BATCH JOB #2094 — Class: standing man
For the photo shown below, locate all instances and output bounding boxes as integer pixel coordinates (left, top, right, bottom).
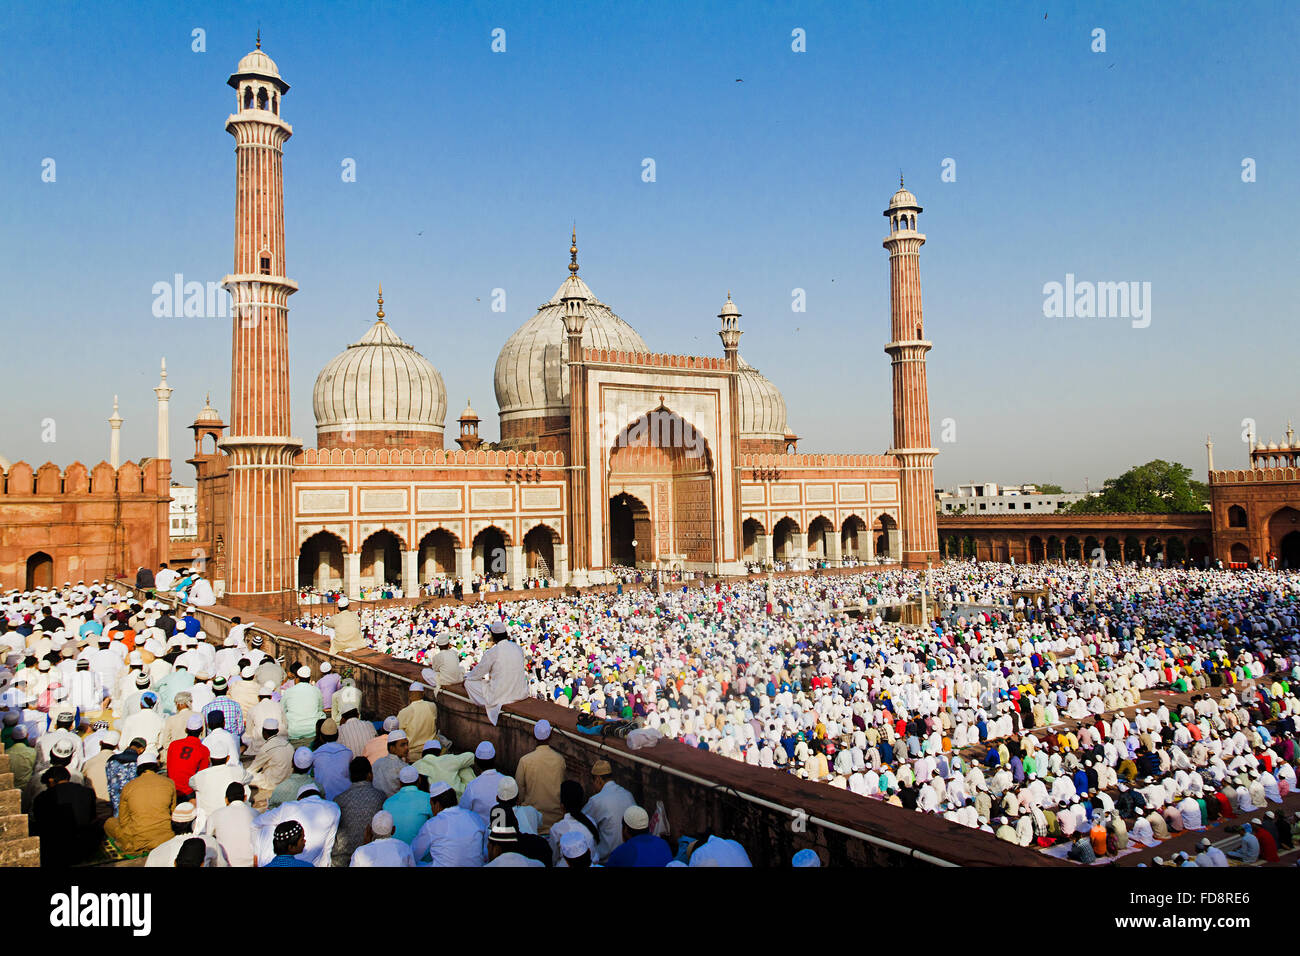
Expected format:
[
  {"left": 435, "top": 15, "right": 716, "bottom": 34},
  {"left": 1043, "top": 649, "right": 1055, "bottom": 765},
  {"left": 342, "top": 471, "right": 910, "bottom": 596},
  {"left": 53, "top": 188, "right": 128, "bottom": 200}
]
[{"left": 582, "top": 759, "right": 636, "bottom": 861}]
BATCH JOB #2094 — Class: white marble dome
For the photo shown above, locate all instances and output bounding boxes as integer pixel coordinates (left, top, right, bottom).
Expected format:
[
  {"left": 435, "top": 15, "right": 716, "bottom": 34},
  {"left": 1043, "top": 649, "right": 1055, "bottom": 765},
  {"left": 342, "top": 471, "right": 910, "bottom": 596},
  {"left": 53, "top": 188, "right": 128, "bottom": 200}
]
[
  {"left": 736, "top": 356, "right": 789, "bottom": 441},
  {"left": 494, "top": 274, "right": 649, "bottom": 422},
  {"left": 235, "top": 48, "right": 281, "bottom": 80},
  {"left": 313, "top": 298, "right": 447, "bottom": 438}
]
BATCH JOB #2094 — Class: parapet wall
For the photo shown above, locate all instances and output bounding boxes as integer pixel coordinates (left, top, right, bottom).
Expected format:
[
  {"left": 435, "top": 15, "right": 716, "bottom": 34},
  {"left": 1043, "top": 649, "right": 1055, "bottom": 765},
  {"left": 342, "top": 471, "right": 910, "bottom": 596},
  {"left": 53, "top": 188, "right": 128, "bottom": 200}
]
[
  {"left": 124, "top": 583, "right": 1060, "bottom": 868},
  {"left": 581, "top": 348, "right": 730, "bottom": 372},
  {"left": 296, "top": 447, "right": 566, "bottom": 467},
  {"left": 741, "top": 452, "right": 899, "bottom": 470}
]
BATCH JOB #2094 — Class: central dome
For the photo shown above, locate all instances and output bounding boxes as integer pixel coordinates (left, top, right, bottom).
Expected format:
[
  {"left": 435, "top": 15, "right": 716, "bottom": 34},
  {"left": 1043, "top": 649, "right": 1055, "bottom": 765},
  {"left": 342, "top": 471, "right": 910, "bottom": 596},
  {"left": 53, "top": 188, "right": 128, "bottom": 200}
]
[
  {"left": 494, "top": 271, "right": 648, "bottom": 423},
  {"left": 735, "top": 356, "right": 789, "bottom": 442},
  {"left": 313, "top": 291, "right": 448, "bottom": 448}
]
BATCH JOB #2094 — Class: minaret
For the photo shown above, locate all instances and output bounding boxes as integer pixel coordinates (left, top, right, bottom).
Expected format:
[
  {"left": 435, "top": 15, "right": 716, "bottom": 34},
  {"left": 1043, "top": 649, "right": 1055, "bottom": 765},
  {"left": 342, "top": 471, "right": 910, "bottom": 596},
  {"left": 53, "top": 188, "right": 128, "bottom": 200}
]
[
  {"left": 456, "top": 399, "right": 482, "bottom": 451},
  {"left": 108, "top": 396, "right": 124, "bottom": 468},
  {"left": 717, "top": 291, "right": 742, "bottom": 362},
  {"left": 562, "top": 229, "right": 590, "bottom": 585},
  {"left": 1206, "top": 434, "right": 1215, "bottom": 474},
  {"left": 718, "top": 292, "right": 745, "bottom": 566},
  {"left": 883, "top": 177, "right": 939, "bottom": 566},
  {"left": 219, "top": 41, "right": 302, "bottom": 617},
  {"left": 154, "top": 357, "right": 173, "bottom": 461}
]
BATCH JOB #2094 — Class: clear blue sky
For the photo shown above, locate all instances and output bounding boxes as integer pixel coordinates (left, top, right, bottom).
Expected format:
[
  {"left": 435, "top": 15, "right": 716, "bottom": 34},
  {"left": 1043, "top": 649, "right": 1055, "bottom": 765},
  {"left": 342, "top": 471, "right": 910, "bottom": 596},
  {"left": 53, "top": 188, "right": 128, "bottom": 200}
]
[{"left": 2, "top": 0, "right": 1296, "bottom": 490}]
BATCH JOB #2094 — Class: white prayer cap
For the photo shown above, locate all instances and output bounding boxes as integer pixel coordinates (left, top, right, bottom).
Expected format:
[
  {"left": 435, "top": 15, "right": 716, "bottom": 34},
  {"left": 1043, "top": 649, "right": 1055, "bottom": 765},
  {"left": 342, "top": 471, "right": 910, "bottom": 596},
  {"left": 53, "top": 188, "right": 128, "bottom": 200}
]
[
  {"left": 428, "top": 781, "right": 452, "bottom": 799},
  {"left": 560, "top": 830, "right": 590, "bottom": 859},
  {"left": 223, "top": 634, "right": 240, "bottom": 647},
  {"left": 398, "top": 766, "right": 419, "bottom": 785},
  {"left": 489, "top": 620, "right": 507, "bottom": 636},
  {"left": 296, "top": 783, "right": 321, "bottom": 799},
  {"left": 422, "top": 739, "right": 441, "bottom": 752},
  {"left": 259, "top": 681, "right": 276, "bottom": 695},
  {"left": 172, "top": 803, "right": 197, "bottom": 824},
  {"left": 102, "top": 730, "right": 121, "bottom": 746},
  {"left": 293, "top": 746, "right": 314, "bottom": 770},
  {"left": 337, "top": 597, "right": 350, "bottom": 609},
  {"left": 497, "top": 776, "right": 519, "bottom": 801},
  {"left": 371, "top": 810, "right": 394, "bottom": 836},
  {"left": 296, "top": 666, "right": 312, "bottom": 679},
  {"left": 128, "top": 651, "right": 144, "bottom": 664},
  {"left": 792, "top": 848, "right": 821, "bottom": 867},
  {"left": 139, "top": 749, "right": 159, "bottom": 765},
  {"left": 320, "top": 661, "right": 331, "bottom": 674},
  {"left": 435, "top": 633, "right": 450, "bottom": 647},
  {"left": 263, "top": 718, "right": 279, "bottom": 732},
  {"left": 475, "top": 741, "right": 495, "bottom": 760},
  {"left": 408, "top": 681, "right": 425, "bottom": 693},
  {"left": 241, "top": 665, "right": 256, "bottom": 679},
  {"left": 382, "top": 716, "right": 400, "bottom": 732},
  {"left": 387, "top": 729, "right": 408, "bottom": 743},
  {"left": 534, "top": 719, "right": 552, "bottom": 741},
  {"left": 185, "top": 714, "right": 204, "bottom": 731},
  {"left": 11, "top": 726, "right": 27, "bottom": 741},
  {"left": 623, "top": 805, "right": 649, "bottom": 831}
]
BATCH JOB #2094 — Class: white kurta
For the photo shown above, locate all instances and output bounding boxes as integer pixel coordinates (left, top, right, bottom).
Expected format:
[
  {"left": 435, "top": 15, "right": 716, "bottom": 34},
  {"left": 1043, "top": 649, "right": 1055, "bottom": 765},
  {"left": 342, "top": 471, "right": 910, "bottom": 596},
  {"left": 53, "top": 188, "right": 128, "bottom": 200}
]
[{"left": 463, "top": 640, "right": 529, "bottom": 725}]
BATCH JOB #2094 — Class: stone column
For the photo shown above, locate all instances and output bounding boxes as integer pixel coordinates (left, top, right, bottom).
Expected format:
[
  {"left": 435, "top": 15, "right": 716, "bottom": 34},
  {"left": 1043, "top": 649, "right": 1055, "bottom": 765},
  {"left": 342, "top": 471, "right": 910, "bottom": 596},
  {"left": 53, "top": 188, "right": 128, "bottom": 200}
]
[
  {"left": 756, "top": 533, "right": 771, "bottom": 566},
  {"left": 826, "top": 529, "right": 842, "bottom": 564},
  {"left": 372, "top": 546, "right": 385, "bottom": 587},
  {"left": 402, "top": 549, "right": 418, "bottom": 593},
  {"left": 554, "top": 543, "right": 569, "bottom": 586},
  {"left": 888, "top": 528, "right": 902, "bottom": 561},
  {"left": 344, "top": 551, "right": 361, "bottom": 600},
  {"left": 508, "top": 545, "right": 524, "bottom": 590},
  {"left": 865, "top": 524, "right": 876, "bottom": 562},
  {"left": 456, "top": 547, "right": 472, "bottom": 586}
]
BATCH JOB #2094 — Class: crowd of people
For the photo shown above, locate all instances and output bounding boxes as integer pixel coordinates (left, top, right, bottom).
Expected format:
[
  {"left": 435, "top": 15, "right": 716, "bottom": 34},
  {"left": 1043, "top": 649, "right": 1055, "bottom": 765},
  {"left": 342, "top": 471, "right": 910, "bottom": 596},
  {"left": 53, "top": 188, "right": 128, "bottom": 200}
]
[
  {"left": 6, "top": 556, "right": 1300, "bottom": 867},
  {"left": 296, "top": 560, "right": 1300, "bottom": 865},
  {"left": 0, "top": 579, "right": 762, "bottom": 867}
]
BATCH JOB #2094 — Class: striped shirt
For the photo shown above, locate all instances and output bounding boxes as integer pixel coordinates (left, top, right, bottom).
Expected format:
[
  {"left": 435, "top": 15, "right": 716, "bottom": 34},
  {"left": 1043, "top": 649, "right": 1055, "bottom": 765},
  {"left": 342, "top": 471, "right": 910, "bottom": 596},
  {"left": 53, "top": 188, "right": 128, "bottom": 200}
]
[{"left": 202, "top": 695, "right": 246, "bottom": 739}]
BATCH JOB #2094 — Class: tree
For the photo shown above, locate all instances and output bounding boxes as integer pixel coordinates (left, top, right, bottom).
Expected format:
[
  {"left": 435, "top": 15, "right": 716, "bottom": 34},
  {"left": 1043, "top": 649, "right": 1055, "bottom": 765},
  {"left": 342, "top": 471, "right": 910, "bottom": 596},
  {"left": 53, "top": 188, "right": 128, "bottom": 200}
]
[
  {"left": 1034, "top": 483, "right": 1066, "bottom": 495},
  {"left": 1067, "top": 460, "right": 1208, "bottom": 514}
]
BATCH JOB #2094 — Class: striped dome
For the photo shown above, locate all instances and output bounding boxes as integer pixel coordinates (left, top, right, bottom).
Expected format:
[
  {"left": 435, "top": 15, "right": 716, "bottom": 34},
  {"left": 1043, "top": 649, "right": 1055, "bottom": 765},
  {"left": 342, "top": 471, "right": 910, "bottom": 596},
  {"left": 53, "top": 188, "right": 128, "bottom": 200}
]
[
  {"left": 313, "top": 315, "right": 447, "bottom": 438},
  {"left": 494, "top": 275, "right": 648, "bottom": 422},
  {"left": 736, "top": 356, "right": 789, "bottom": 441}
]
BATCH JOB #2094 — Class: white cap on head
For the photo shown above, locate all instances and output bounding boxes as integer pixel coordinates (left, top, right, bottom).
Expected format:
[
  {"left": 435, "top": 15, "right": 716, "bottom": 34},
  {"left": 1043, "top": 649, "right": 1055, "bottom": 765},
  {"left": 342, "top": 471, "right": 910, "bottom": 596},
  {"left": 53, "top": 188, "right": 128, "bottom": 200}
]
[
  {"left": 422, "top": 739, "right": 441, "bottom": 752},
  {"left": 102, "top": 730, "right": 121, "bottom": 746},
  {"left": 408, "top": 682, "right": 424, "bottom": 693},
  {"left": 382, "top": 716, "right": 400, "bottom": 732},
  {"left": 139, "top": 749, "right": 159, "bottom": 765},
  {"left": 320, "top": 661, "right": 331, "bottom": 674},
  {"left": 534, "top": 719, "right": 552, "bottom": 741},
  {"left": 398, "top": 765, "right": 419, "bottom": 785},
  {"left": 428, "top": 781, "right": 452, "bottom": 800},
  {"left": 185, "top": 714, "right": 203, "bottom": 731},
  {"left": 296, "top": 783, "right": 321, "bottom": 799},
  {"left": 497, "top": 776, "right": 519, "bottom": 801},
  {"left": 560, "top": 830, "right": 590, "bottom": 859},
  {"left": 337, "top": 596, "right": 349, "bottom": 609},
  {"left": 263, "top": 718, "right": 279, "bottom": 732},
  {"left": 296, "top": 666, "right": 312, "bottom": 679},
  {"left": 435, "top": 633, "right": 450, "bottom": 647},
  {"left": 475, "top": 741, "right": 495, "bottom": 760},
  {"left": 623, "top": 805, "right": 650, "bottom": 831},
  {"left": 371, "top": 810, "right": 394, "bottom": 836},
  {"left": 260, "top": 681, "right": 276, "bottom": 695},
  {"left": 387, "top": 729, "right": 407, "bottom": 743},
  {"left": 293, "top": 746, "right": 314, "bottom": 770}
]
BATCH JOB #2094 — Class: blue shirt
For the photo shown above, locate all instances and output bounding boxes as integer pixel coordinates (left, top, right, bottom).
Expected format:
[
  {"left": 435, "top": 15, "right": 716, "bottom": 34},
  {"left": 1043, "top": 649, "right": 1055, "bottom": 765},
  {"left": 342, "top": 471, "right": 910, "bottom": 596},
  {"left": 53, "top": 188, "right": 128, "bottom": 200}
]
[
  {"left": 606, "top": 833, "right": 673, "bottom": 867},
  {"left": 311, "top": 741, "right": 354, "bottom": 801},
  {"left": 384, "top": 785, "right": 433, "bottom": 845},
  {"left": 264, "top": 854, "right": 314, "bottom": 867}
]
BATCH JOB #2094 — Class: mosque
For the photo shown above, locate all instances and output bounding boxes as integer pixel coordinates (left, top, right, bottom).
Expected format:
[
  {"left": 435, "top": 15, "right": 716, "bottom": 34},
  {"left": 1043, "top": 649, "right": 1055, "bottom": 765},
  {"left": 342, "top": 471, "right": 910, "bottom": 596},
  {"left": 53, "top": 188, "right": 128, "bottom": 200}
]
[{"left": 177, "top": 41, "right": 941, "bottom": 617}]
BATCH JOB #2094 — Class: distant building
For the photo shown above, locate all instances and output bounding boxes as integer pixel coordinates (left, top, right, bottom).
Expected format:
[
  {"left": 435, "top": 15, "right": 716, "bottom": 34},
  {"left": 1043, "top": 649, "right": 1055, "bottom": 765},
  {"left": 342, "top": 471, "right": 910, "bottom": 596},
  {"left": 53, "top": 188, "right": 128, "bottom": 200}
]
[
  {"left": 937, "top": 482, "right": 1086, "bottom": 515},
  {"left": 170, "top": 483, "right": 197, "bottom": 539}
]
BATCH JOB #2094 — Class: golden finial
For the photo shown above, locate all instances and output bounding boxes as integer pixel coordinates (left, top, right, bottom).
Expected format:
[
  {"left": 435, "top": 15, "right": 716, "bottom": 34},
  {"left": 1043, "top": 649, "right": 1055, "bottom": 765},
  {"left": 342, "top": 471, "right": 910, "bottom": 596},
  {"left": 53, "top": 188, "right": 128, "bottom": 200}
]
[
  {"left": 376, "top": 284, "right": 385, "bottom": 320},
  {"left": 569, "top": 227, "right": 579, "bottom": 275},
  {"left": 256, "top": 28, "right": 261, "bottom": 50}
]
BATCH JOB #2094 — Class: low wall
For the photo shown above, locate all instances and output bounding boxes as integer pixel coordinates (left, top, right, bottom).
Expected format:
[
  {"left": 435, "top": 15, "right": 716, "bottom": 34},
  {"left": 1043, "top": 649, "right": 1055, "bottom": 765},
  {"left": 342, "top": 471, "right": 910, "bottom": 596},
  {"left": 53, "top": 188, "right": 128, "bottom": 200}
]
[{"left": 124, "top": 582, "right": 1060, "bottom": 868}]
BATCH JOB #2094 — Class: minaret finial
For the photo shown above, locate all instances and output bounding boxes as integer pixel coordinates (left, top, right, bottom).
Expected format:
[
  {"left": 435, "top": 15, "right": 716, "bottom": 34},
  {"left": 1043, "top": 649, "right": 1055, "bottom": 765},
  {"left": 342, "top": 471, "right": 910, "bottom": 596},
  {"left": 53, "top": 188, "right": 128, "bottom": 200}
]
[
  {"left": 256, "top": 28, "right": 261, "bottom": 49},
  {"left": 900, "top": 170, "right": 905, "bottom": 188},
  {"left": 569, "top": 227, "right": 579, "bottom": 275},
  {"left": 376, "top": 284, "right": 385, "bottom": 320}
]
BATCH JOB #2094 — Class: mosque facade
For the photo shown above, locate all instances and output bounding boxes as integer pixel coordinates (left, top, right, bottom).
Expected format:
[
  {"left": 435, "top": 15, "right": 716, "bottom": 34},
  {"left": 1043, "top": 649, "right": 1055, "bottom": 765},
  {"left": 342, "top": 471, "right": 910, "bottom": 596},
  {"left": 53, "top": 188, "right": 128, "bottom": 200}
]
[{"left": 182, "top": 44, "right": 940, "bottom": 617}]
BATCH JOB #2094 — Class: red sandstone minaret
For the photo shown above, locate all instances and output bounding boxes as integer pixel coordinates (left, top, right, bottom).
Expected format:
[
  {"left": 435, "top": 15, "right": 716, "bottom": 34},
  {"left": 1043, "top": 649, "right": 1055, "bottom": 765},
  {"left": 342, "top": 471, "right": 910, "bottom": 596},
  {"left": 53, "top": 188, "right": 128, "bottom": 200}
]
[
  {"left": 883, "top": 177, "right": 939, "bottom": 567},
  {"left": 219, "top": 37, "right": 301, "bottom": 617}
]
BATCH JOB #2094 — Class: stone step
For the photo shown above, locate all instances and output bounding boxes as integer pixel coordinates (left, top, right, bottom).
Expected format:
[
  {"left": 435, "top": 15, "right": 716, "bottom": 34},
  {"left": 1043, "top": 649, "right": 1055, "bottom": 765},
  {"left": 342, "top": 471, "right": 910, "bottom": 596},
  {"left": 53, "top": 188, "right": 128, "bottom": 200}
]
[
  {"left": 0, "top": 814, "right": 28, "bottom": 841},
  {"left": 0, "top": 755, "right": 12, "bottom": 776},
  {"left": 0, "top": 773, "right": 14, "bottom": 791},
  {"left": 0, "top": 790, "right": 18, "bottom": 815},
  {"left": 0, "top": 837, "right": 39, "bottom": 867}
]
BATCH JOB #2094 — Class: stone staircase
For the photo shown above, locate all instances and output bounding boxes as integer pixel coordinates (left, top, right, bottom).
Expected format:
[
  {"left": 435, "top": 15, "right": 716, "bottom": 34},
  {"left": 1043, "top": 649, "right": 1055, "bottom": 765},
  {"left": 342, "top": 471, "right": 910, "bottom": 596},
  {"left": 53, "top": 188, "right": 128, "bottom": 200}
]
[{"left": 0, "top": 743, "right": 39, "bottom": 866}]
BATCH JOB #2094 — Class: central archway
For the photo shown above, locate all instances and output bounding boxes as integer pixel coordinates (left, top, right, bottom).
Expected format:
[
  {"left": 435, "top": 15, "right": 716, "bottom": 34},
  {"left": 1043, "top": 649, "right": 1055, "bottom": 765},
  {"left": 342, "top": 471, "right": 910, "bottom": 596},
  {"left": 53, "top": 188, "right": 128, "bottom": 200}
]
[
  {"left": 609, "top": 493, "right": 651, "bottom": 567},
  {"left": 607, "top": 405, "right": 715, "bottom": 568},
  {"left": 298, "top": 531, "right": 345, "bottom": 590},
  {"left": 360, "top": 530, "right": 404, "bottom": 590},
  {"left": 1270, "top": 507, "right": 1300, "bottom": 568}
]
